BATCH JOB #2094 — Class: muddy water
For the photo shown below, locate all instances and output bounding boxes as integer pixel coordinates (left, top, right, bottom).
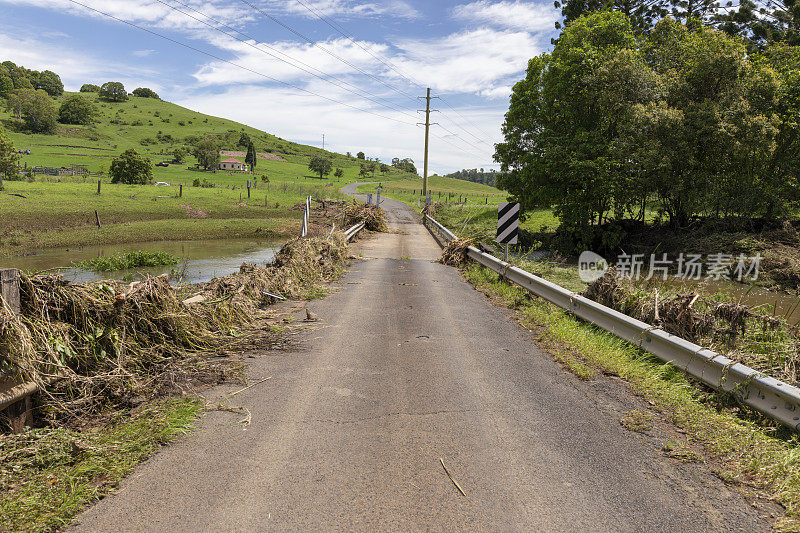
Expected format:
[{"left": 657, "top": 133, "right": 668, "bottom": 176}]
[
  {"left": 635, "top": 276, "right": 800, "bottom": 325},
  {"left": 5, "top": 239, "right": 282, "bottom": 285}
]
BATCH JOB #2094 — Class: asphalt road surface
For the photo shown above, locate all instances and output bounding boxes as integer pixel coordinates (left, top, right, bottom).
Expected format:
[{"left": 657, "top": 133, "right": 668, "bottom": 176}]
[{"left": 72, "top": 184, "right": 772, "bottom": 532}]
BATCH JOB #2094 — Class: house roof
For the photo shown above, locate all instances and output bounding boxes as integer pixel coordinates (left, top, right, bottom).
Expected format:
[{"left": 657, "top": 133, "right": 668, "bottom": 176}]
[{"left": 221, "top": 158, "right": 244, "bottom": 164}]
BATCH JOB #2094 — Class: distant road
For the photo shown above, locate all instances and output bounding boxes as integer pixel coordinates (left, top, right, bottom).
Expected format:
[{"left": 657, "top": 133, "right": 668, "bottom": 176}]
[{"left": 72, "top": 188, "right": 769, "bottom": 531}]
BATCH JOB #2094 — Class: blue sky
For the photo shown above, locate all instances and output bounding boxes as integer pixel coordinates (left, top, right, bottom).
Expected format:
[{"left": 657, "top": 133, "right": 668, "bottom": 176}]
[{"left": 0, "top": 1, "right": 559, "bottom": 173}]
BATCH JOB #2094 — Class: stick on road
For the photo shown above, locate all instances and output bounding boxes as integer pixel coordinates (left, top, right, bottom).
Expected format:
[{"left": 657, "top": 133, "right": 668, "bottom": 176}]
[{"left": 72, "top": 187, "right": 769, "bottom": 531}]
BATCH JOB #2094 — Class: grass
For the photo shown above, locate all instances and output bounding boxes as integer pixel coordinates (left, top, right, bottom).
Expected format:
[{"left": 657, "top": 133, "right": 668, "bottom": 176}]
[
  {"left": 0, "top": 398, "right": 202, "bottom": 532},
  {"left": 73, "top": 250, "right": 180, "bottom": 272},
  {"left": 0, "top": 91, "right": 418, "bottom": 259},
  {"left": 463, "top": 261, "right": 800, "bottom": 530}
]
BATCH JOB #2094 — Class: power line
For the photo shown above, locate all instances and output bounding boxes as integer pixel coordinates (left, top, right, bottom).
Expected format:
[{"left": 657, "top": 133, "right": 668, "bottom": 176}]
[
  {"left": 66, "top": 0, "right": 418, "bottom": 128},
  {"left": 154, "top": 0, "right": 421, "bottom": 122},
  {"left": 285, "top": 0, "right": 498, "bottom": 146},
  {"left": 237, "top": 0, "right": 418, "bottom": 101}
]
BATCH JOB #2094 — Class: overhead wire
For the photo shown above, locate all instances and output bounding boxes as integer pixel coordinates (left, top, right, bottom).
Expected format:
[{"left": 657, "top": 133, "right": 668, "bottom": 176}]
[
  {"left": 287, "top": 0, "right": 498, "bottom": 147},
  {"left": 153, "top": 0, "right": 421, "bottom": 122},
  {"left": 65, "top": 0, "right": 418, "bottom": 127}
]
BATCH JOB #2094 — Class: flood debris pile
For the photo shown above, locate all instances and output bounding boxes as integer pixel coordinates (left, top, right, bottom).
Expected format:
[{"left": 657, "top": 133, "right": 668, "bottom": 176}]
[
  {"left": 344, "top": 202, "right": 388, "bottom": 232},
  {"left": 0, "top": 234, "right": 353, "bottom": 424},
  {"left": 201, "top": 234, "right": 349, "bottom": 305},
  {"left": 0, "top": 273, "right": 238, "bottom": 422},
  {"left": 583, "top": 269, "right": 799, "bottom": 384},
  {"left": 439, "top": 238, "right": 474, "bottom": 267}
]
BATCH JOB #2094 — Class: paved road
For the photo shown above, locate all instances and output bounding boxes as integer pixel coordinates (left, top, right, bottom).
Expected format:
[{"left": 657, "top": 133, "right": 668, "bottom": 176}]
[{"left": 72, "top": 186, "right": 771, "bottom": 531}]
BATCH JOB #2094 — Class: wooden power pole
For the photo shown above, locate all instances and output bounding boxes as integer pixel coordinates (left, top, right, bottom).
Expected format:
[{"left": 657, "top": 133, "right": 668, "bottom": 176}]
[{"left": 418, "top": 88, "right": 438, "bottom": 197}]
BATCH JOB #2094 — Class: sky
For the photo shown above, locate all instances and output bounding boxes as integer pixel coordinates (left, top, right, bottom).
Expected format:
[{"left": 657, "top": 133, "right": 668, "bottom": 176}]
[{"left": 0, "top": 0, "right": 560, "bottom": 174}]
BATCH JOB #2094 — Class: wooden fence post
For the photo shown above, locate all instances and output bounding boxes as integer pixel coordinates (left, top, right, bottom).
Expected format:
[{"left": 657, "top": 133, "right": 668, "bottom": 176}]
[
  {"left": 0, "top": 268, "right": 20, "bottom": 314},
  {"left": 97, "top": 180, "right": 101, "bottom": 195},
  {"left": 95, "top": 210, "right": 101, "bottom": 228},
  {"left": 179, "top": 184, "right": 183, "bottom": 198}
]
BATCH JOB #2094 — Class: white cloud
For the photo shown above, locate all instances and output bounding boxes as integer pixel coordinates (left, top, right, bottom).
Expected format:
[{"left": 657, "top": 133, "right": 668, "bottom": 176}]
[
  {"left": 177, "top": 84, "right": 502, "bottom": 173},
  {"left": 452, "top": 0, "right": 557, "bottom": 32},
  {"left": 275, "top": 0, "right": 420, "bottom": 20},
  {"left": 192, "top": 35, "right": 387, "bottom": 86},
  {"left": 390, "top": 28, "right": 538, "bottom": 96},
  {"left": 0, "top": 0, "right": 252, "bottom": 33},
  {"left": 132, "top": 49, "right": 157, "bottom": 57},
  {"left": 0, "top": 32, "right": 159, "bottom": 91}
]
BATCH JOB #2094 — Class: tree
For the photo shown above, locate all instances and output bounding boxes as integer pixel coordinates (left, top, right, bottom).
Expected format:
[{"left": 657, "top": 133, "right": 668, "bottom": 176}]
[
  {"left": 334, "top": 167, "right": 344, "bottom": 179},
  {"left": 173, "top": 147, "right": 187, "bottom": 163},
  {"left": 367, "top": 161, "right": 377, "bottom": 177},
  {"left": 80, "top": 83, "right": 100, "bottom": 92},
  {"left": 245, "top": 142, "right": 257, "bottom": 171},
  {"left": 192, "top": 136, "right": 220, "bottom": 170},
  {"left": 391, "top": 157, "right": 417, "bottom": 174},
  {"left": 308, "top": 155, "right": 333, "bottom": 179},
  {"left": 0, "top": 130, "right": 19, "bottom": 190},
  {"left": 356, "top": 151, "right": 365, "bottom": 159},
  {"left": 380, "top": 163, "right": 390, "bottom": 174},
  {"left": 10, "top": 89, "right": 58, "bottom": 133},
  {"left": 99, "top": 81, "right": 128, "bottom": 102},
  {"left": 58, "top": 95, "right": 97, "bottom": 125},
  {"left": 238, "top": 132, "right": 251, "bottom": 148},
  {"left": 132, "top": 87, "right": 159, "bottom": 99},
  {"left": 35, "top": 70, "right": 63, "bottom": 96},
  {"left": 110, "top": 149, "right": 153, "bottom": 185},
  {"left": 359, "top": 164, "right": 369, "bottom": 177},
  {"left": 495, "top": 11, "right": 659, "bottom": 248}
]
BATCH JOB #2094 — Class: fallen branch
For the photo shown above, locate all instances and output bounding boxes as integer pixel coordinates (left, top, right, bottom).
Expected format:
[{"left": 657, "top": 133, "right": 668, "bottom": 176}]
[{"left": 440, "top": 458, "right": 467, "bottom": 497}]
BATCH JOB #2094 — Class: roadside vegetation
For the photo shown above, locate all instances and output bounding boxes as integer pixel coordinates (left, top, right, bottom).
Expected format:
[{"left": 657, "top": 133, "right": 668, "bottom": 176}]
[
  {"left": 461, "top": 260, "right": 800, "bottom": 530},
  {"left": 0, "top": 65, "right": 417, "bottom": 260},
  {"left": 0, "top": 203, "right": 387, "bottom": 530},
  {"left": 73, "top": 251, "right": 180, "bottom": 272}
]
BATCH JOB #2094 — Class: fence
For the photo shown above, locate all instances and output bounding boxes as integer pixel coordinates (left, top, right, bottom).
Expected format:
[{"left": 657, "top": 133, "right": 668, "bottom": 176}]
[{"left": 423, "top": 214, "right": 800, "bottom": 431}]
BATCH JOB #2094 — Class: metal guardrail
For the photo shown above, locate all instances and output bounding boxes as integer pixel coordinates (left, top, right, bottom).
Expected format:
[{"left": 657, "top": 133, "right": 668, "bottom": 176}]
[
  {"left": 424, "top": 214, "right": 800, "bottom": 431},
  {"left": 300, "top": 196, "right": 311, "bottom": 237}
]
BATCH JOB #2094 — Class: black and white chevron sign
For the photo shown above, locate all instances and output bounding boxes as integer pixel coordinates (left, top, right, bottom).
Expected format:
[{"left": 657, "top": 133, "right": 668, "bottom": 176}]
[{"left": 496, "top": 202, "right": 519, "bottom": 244}]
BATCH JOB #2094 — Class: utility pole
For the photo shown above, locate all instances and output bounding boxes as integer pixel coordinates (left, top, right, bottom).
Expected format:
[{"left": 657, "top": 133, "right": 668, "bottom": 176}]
[{"left": 417, "top": 88, "right": 438, "bottom": 197}]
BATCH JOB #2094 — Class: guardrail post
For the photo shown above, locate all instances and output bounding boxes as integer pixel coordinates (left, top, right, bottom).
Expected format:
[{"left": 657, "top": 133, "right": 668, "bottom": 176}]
[{"left": 0, "top": 268, "right": 20, "bottom": 314}]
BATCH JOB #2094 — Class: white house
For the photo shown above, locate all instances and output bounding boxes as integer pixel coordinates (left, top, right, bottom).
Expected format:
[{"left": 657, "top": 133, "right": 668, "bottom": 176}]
[{"left": 219, "top": 158, "right": 248, "bottom": 172}]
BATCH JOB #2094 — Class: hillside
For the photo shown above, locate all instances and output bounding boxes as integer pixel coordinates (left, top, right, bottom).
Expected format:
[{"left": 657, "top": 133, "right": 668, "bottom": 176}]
[{"left": 0, "top": 90, "right": 360, "bottom": 173}]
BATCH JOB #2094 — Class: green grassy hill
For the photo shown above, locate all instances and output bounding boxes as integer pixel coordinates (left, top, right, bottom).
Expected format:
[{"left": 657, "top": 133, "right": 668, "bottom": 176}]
[
  {"left": 1, "top": 91, "right": 359, "bottom": 174},
  {"left": 0, "top": 90, "right": 509, "bottom": 259}
]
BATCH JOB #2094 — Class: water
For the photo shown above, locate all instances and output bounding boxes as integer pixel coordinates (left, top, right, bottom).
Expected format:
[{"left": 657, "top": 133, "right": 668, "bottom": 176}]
[
  {"left": 5, "top": 239, "right": 282, "bottom": 285},
  {"left": 635, "top": 276, "right": 800, "bottom": 326}
]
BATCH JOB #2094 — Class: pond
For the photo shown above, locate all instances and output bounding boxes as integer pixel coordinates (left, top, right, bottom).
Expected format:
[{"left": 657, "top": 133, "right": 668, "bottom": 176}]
[{"left": 4, "top": 239, "right": 283, "bottom": 285}]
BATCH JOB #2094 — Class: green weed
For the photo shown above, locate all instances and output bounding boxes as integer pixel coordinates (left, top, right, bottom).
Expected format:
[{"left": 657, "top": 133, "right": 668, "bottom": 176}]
[{"left": 73, "top": 251, "right": 180, "bottom": 272}]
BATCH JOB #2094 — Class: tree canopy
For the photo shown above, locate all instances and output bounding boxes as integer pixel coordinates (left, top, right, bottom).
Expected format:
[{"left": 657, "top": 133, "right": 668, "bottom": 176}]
[
  {"left": 308, "top": 155, "right": 333, "bottom": 179},
  {"left": 99, "top": 81, "right": 128, "bottom": 102},
  {"left": 132, "top": 87, "right": 160, "bottom": 99},
  {"left": 495, "top": 12, "right": 800, "bottom": 251},
  {"left": 110, "top": 149, "right": 153, "bottom": 185},
  {"left": 0, "top": 130, "right": 19, "bottom": 189},
  {"left": 0, "top": 61, "right": 62, "bottom": 97},
  {"left": 58, "top": 95, "right": 97, "bottom": 125},
  {"left": 192, "top": 137, "right": 220, "bottom": 170},
  {"left": 80, "top": 83, "right": 100, "bottom": 93},
  {"left": 6, "top": 89, "right": 58, "bottom": 133},
  {"left": 245, "top": 142, "right": 257, "bottom": 171}
]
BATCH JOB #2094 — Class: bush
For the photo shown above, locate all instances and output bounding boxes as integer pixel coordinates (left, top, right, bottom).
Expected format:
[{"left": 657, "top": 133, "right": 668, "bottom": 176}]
[
  {"left": 58, "top": 95, "right": 97, "bottom": 125},
  {"left": 110, "top": 149, "right": 152, "bottom": 185},
  {"left": 99, "top": 81, "right": 128, "bottom": 102},
  {"left": 192, "top": 177, "right": 215, "bottom": 188},
  {"left": 79, "top": 83, "right": 99, "bottom": 93},
  {"left": 132, "top": 87, "right": 159, "bottom": 99}
]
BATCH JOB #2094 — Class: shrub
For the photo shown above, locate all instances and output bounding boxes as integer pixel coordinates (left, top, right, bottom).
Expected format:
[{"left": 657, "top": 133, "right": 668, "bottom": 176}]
[{"left": 110, "top": 149, "right": 152, "bottom": 185}]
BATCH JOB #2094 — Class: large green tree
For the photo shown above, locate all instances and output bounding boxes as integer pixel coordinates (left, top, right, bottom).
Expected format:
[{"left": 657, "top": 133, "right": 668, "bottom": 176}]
[
  {"left": 9, "top": 89, "right": 58, "bottom": 133},
  {"left": 192, "top": 136, "right": 220, "bottom": 170},
  {"left": 308, "top": 155, "right": 332, "bottom": 179},
  {"left": 35, "top": 70, "right": 63, "bottom": 97},
  {"left": 99, "top": 81, "right": 128, "bottom": 102},
  {"left": 0, "top": 130, "right": 19, "bottom": 190},
  {"left": 58, "top": 94, "right": 97, "bottom": 125},
  {"left": 110, "top": 149, "right": 153, "bottom": 184}
]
